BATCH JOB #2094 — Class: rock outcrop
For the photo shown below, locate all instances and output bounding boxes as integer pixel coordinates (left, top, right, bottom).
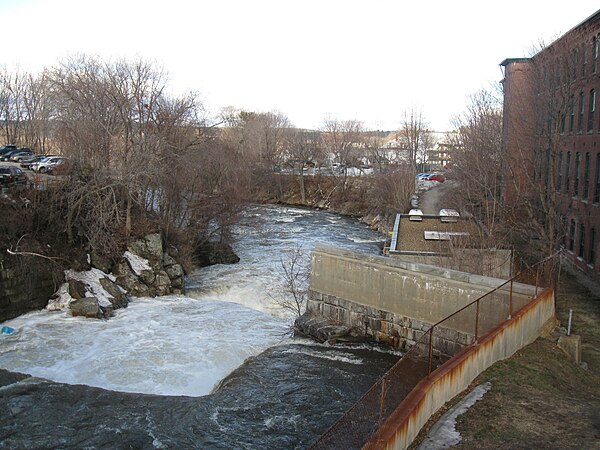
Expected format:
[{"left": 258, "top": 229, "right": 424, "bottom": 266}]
[
  {"left": 294, "top": 313, "right": 366, "bottom": 344},
  {"left": 70, "top": 297, "right": 111, "bottom": 319},
  {"left": 47, "top": 233, "right": 187, "bottom": 320},
  {"left": 110, "top": 233, "right": 185, "bottom": 297},
  {"left": 193, "top": 241, "right": 240, "bottom": 267}
]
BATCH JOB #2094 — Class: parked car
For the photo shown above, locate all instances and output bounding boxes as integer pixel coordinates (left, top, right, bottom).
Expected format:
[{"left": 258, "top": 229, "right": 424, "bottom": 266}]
[
  {"left": 0, "top": 150, "right": 25, "bottom": 161},
  {"left": 426, "top": 173, "right": 445, "bottom": 182},
  {"left": 0, "top": 145, "right": 17, "bottom": 156},
  {"left": 20, "top": 154, "right": 52, "bottom": 170},
  {"left": 9, "top": 149, "right": 34, "bottom": 162},
  {"left": 0, "top": 166, "right": 27, "bottom": 187},
  {"left": 416, "top": 173, "right": 431, "bottom": 180},
  {"left": 32, "top": 156, "right": 65, "bottom": 173}
]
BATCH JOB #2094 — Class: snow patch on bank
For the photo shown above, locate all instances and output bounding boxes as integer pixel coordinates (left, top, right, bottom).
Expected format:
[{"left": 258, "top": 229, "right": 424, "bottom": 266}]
[
  {"left": 46, "top": 267, "right": 123, "bottom": 310},
  {"left": 124, "top": 251, "right": 152, "bottom": 275},
  {"left": 417, "top": 382, "right": 492, "bottom": 450}
]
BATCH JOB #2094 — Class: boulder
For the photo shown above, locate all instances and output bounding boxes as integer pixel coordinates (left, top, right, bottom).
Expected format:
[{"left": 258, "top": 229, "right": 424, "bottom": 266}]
[
  {"left": 294, "top": 313, "right": 366, "bottom": 344},
  {"left": 68, "top": 279, "right": 88, "bottom": 300},
  {"left": 113, "top": 260, "right": 134, "bottom": 278},
  {"left": 162, "top": 253, "right": 177, "bottom": 268},
  {"left": 99, "top": 277, "right": 128, "bottom": 309},
  {"left": 90, "top": 252, "right": 113, "bottom": 274},
  {"left": 144, "top": 233, "right": 163, "bottom": 261},
  {"left": 70, "top": 297, "right": 111, "bottom": 319},
  {"left": 194, "top": 242, "right": 240, "bottom": 267},
  {"left": 154, "top": 270, "right": 171, "bottom": 296},
  {"left": 139, "top": 269, "right": 156, "bottom": 286},
  {"left": 165, "top": 263, "right": 184, "bottom": 280},
  {"left": 170, "top": 275, "right": 184, "bottom": 289},
  {"left": 115, "top": 272, "right": 150, "bottom": 297},
  {"left": 128, "top": 239, "right": 147, "bottom": 260}
]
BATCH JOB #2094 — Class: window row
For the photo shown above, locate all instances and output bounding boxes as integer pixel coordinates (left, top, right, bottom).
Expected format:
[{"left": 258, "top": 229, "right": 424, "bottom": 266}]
[
  {"left": 565, "top": 218, "right": 598, "bottom": 267},
  {"left": 542, "top": 35, "right": 599, "bottom": 90},
  {"left": 558, "top": 89, "right": 599, "bottom": 134},
  {"left": 556, "top": 151, "right": 600, "bottom": 201}
]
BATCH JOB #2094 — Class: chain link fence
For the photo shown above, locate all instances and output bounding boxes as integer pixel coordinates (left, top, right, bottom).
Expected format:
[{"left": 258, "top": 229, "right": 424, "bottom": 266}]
[{"left": 309, "top": 252, "right": 561, "bottom": 450}]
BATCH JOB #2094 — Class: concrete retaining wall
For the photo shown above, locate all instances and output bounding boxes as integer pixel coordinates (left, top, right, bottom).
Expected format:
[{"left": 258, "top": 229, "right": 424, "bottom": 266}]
[
  {"left": 392, "top": 248, "right": 513, "bottom": 279},
  {"left": 365, "top": 288, "right": 556, "bottom": 449},
  {"left": 307, "top": 246, "right": 534, "bottom": 350}
]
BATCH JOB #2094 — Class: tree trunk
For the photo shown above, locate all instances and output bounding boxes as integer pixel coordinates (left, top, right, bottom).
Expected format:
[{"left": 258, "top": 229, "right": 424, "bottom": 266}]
[{"left": 299, "top": 172, "right": 306, "bottom": 204}]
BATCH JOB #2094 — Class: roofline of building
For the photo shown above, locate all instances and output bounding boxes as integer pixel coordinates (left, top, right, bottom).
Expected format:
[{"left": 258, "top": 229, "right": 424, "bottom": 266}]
[
  {"left": 560, "top": 8, "right": 600, "bottom": 43},
  {"left": 500, "top": 8, "right": 600, "bottom": 66},
  {"left": 499, "top": 57, "right": 532, "bottom": 67}
]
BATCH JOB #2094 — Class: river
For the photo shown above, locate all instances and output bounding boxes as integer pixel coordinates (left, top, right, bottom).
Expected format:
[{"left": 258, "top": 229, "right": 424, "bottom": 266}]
[{"left": 0, "top": 205, "right": 400, "bottom": 449}]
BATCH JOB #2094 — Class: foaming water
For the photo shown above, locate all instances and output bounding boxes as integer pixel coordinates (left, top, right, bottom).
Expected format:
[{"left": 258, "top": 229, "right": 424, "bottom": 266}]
[
  {"left": 0, "top": 296, "right": 287, "bottom": 395},
  {"left": 0, "top": 204, "right": 386, "bottom": 398}
]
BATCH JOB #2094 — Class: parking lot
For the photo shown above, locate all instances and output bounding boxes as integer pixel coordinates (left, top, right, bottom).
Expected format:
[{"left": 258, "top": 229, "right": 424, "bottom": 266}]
[{"left": 0, "top": 161, "right": 62, "bottom": 190}]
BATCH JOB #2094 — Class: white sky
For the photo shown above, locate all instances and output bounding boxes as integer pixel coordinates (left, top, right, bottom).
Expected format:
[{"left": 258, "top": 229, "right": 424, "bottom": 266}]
[{"left": 1, "top": 0, "right": 598, "bottom": 131}]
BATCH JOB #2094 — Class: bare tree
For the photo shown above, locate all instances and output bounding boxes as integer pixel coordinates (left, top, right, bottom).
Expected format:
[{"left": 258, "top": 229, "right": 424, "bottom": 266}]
[
  {"left": 450, "top": 88, "right": 504, "bottom": 237},
  {"left": 274, "top": 244, "right": 309, "bottom": 318},
  {"left": 284, "top": 129, "right": 322, "bottom": 203},
  {"left": 321, "top": 117, "right": 364, "bottom": 195},
  {"left": 370, "top": 165, "right": 414, "bottom": 214},
  {"left": 397, "top": 107, "right": 430, "bottom": 168},
  {"left": 363, "top": 130, "right": 389, "bottom": 173}
]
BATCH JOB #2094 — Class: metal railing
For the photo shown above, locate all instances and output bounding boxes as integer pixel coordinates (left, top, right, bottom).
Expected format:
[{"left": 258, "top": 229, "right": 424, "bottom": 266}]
[{"left": 309, "top": 252, "right": 561, "bottom": 450}]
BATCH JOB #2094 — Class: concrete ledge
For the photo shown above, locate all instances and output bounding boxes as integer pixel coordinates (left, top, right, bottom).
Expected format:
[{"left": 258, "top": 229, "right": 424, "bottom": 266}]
[{"left": 313, "top": 244, "right": 536, "bottom": 296}]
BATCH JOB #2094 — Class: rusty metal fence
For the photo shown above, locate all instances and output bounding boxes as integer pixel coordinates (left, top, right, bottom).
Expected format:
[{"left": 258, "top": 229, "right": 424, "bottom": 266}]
[{"left": 308, "top": 252, "right": 561, "bottom": 450}]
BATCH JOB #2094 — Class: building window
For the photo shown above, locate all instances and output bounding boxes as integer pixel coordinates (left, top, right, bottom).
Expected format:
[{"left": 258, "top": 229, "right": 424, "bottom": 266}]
[
  {"left": 579, "top": 224, "right": 586, "bottom": 258},
  {"left": 584, "top": 152, "right": 591, "bottom": 200},
  {"left": 569, "top": 95, "right": 575, "bottom": 132},
  {"left": 591, "top": 228, "right": 597, "bottom": 266},
  {"left": 573, "top": 50, "right": 579, "bottom": 80},
  {"left": 562, "top": 217, "right": 568, "bottom": 247},
  {"left": 589, "top": 90, "right": 596, "bottom": 133},
  {"left": 557, "top": 152, "right": 563, "bottom": 191},
  {"left": 582, "top": 46, "right": 588, "bottom": 77},
  {"left": 578, "top": 92, "right": 584, "bottom": 133},
  {"left": 595, "top": 154, "right": 600, "bottom": 203},
  {"left": 593, "top": 36, "right": 599, "bottom": 74},
  {"left": 566, "top": 151, "right": 571, "bottom": 193},
  {"left": 569, "top": 219, "right": 575, "bottom": 252},
  {"left": 574, "top": 152, "right": 581, "bottom": 196}
]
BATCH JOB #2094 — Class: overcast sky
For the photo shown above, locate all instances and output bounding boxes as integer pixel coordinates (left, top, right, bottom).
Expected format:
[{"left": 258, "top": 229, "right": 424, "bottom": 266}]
[{"left": 1, "top": 0, "right": 598, "bottom": 131}]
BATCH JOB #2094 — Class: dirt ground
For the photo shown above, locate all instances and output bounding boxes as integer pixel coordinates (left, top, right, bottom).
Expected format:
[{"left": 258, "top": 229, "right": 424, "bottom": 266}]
[{"left": 410, "top": 271, "right": 600, "bottom": 449}]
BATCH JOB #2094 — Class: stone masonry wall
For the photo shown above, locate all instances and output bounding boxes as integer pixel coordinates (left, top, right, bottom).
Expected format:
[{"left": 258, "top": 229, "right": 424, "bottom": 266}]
[
  {"left": 300, "top": 245, "right": 537, "bottom": 357},
  {"left": 307, "top": 291, "right": 473, "bottom": 358},
  {"left": 0, "top": 253, "right": 61, "bottom": 323}
]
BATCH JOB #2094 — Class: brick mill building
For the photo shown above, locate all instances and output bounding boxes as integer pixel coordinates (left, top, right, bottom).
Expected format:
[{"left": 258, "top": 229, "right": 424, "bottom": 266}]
[{"left": 501, "top": 9, "right": 600, "bottom": 282}]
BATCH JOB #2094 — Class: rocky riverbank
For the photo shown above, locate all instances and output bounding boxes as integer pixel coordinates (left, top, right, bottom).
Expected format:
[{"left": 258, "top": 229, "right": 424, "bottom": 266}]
[
  {"left": 46, "top": 233, "right": 186, "bottom": 319},
  {"left": 258, "top": 174, "right": 396, "bottom": 236}
]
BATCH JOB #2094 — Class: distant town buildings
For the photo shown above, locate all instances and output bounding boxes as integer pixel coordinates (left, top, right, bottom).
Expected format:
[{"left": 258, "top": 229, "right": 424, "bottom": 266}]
[{"left": 501, "top": 9, "right": 600, "bottom": 281}]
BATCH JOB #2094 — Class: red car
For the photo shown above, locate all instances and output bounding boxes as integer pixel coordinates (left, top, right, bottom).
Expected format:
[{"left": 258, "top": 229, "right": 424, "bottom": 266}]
[{"left": 427, "top": 173, "right": 445, "bottom": 182}]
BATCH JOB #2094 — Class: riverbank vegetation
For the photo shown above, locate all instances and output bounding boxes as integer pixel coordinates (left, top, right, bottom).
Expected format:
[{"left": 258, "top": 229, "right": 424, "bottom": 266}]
[{"left": 0, "top": 56, "right": 423, "bottom": 268}]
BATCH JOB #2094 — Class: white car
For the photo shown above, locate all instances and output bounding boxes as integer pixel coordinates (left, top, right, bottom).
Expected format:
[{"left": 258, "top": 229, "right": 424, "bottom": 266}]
[{"left": 32, "top": 156, "right": 65, "bottom": 173}]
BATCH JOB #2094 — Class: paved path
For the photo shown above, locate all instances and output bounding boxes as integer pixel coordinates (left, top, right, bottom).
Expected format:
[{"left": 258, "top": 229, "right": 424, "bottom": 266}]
[{"left": 419, "top": 180, "right": 457, "bottom": 214}]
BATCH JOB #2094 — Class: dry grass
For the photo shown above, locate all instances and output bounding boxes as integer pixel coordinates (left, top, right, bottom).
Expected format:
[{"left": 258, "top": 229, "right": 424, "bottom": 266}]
[{"left": 410, "top": 271, "right": 600, "bottom": 449}]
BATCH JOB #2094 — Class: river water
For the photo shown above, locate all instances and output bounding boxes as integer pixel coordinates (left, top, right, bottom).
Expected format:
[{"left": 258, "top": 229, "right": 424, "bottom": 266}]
[{"left": 0, "top": 205, "right": 399, "bottom": 449}]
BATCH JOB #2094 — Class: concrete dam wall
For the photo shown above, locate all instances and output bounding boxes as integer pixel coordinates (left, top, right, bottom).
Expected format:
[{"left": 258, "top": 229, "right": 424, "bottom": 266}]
[{"left": 301, "top": 246, "right": 535, "bottom": 355}]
